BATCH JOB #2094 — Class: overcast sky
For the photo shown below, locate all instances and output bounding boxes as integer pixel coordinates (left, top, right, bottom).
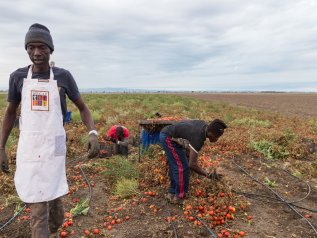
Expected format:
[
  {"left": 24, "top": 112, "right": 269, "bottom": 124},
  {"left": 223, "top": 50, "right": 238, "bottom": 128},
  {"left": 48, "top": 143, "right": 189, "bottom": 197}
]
[{"left": 1, "top": 0, "right": 317, "bottom": 91}]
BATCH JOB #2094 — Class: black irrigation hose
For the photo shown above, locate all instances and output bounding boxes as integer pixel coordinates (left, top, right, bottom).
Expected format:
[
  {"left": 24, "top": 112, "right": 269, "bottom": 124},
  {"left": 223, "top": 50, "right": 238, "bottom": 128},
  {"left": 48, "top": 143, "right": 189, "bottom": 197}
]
[
  {"left": 231, "top": 159, "right": 313, "bottom": 206},
  {"left": 282, "top": 168, "right": 312, "bottom": 203},
  {"left": 232, "top": 167, "right": 312, "bottom": 204},
  {"left": 233, "top": 188, "right": 317, "bottom": 213},
  {"left": 165, "top": 201, "right": 178, "bottom": 238},
  {"left": 65, "top": 154, "right": 93, "bottom": 217},
  {"left": 67, "top": 153, "right": 89, "bottom": 165},
  {"left": 78, "top": 161, "right": 93, "bottom": 215},
  {"left": 232, "top": 158, "right": 317, "bottom": 235},
  {"left": 234, "top": 165, "right": 311, "bottom": 205},
  {"left": 232, "top": 158, "right": 311, "bottom": 205},
  {"left": 195, "top": 216, "right": 218, "bottom": 238},
  {"left": 0, "top": 204, "right": 26, "bottom": 232}
]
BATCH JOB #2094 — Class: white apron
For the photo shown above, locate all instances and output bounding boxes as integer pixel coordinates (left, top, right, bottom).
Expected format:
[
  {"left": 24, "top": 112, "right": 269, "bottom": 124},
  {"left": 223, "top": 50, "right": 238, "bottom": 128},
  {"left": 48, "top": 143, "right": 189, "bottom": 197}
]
[{"left": 14, "top": 65, "right": 68, "bottom": 203}]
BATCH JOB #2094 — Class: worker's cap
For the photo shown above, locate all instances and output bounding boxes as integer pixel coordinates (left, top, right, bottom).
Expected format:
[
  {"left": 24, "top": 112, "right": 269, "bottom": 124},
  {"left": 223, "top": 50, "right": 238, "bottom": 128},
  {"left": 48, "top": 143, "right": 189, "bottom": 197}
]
[{"left": 25, "top": 23, "right": 54, "bottom": 52}]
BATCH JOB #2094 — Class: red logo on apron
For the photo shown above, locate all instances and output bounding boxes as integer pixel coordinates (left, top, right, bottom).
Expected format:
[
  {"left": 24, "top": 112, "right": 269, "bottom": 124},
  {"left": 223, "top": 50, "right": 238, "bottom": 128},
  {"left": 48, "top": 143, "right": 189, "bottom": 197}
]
[{"left": 31, "top": 90, "right": 49, "bottom": 111}]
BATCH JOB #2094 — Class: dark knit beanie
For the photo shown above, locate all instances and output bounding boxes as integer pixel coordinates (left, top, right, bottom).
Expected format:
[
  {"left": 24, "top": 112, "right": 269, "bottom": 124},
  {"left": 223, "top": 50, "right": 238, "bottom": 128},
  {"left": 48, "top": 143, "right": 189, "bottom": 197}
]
[
  {"left": 25, "top": 23, "right": 54, "bottom": 52},
  {"left": 208, "top": 119, "right": 227, "bottom": 137}
]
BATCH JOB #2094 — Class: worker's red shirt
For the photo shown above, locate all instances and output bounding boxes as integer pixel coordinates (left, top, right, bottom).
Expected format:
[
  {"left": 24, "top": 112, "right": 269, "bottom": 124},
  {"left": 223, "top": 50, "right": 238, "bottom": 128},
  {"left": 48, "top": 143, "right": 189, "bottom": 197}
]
[{"left": 107, "top": 125, "right": 129, "bottom": 140}]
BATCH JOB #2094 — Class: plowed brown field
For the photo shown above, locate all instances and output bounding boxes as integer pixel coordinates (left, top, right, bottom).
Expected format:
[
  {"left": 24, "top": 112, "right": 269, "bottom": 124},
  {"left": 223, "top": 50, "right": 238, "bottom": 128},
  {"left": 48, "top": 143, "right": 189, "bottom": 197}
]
[{"left": 179, "top": 93, "right": 317, "bottom": 118}]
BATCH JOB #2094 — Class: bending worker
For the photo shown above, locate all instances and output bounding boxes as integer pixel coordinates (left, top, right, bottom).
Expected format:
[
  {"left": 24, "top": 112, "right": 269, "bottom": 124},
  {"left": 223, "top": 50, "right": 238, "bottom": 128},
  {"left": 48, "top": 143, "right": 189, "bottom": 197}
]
[
  {"left": 104, "top": 125, "right": 129, "bottom": 156},
  {"left": 159, "top": 119, "right": 227, "bottom": 204},
  {"left": 0, "top": 23, "right": 100, "bottom": 238}
]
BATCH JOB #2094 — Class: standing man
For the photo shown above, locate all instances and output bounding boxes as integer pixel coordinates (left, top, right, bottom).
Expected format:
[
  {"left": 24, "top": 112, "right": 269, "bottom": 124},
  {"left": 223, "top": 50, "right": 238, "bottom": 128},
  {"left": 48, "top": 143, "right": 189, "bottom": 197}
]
[
  {"left": 0, "top": 23, "right": 100, "bottom": 238},
  {"left": 104, "top": 125, "right": 129, "bottom": 156},
  {"left": 159, "top": 119, "right": 227, "bottom": 204}
]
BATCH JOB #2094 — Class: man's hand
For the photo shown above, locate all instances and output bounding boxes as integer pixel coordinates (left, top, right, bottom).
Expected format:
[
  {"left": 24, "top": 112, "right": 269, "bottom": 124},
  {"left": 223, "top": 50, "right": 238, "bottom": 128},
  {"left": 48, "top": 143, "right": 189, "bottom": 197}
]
[
  {"left": 0, "top": 149, "right": 9, "bottom": 173},
  {"left": 87, "top": 135, "right": 100, "bottom": 158},
  {"left": 172, "top": 138, "right": 190, "bottom": 149},
  {"left": 207, "top": 169, "right": 223, "bottom": 181}
]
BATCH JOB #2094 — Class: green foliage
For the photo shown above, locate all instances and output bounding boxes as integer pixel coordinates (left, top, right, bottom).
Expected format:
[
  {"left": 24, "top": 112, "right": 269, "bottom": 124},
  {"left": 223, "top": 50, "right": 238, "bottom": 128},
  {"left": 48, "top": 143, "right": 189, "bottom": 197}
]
[
  {"left": 70, "top": 198, "right": 89, "bottom": 216},
  {"left": 101, "top": 156, "right": 139, "bottom": 182},
  {"left": 142, "top": 145, "right": 162, "bottom": 160},
  {"left": 106, "top": 115, "right": 119, "bottom": 124},
  {"left": 223, "top": 113, "right": 235, "bottom": 123},
  {"left": 250, "top": 139, "right": 289, "bottom": 160},
  {"left": 114, "top": 178, "right": 139, "bottom": 198},
  {"left": 5, "top": 195, "right": 22, "bottom": 208},
  {"left": 0, "top": 94, "right": 8, "bottom": 110},
  {"left": 232, "top": 118, "right": 271, "bottom": 128},
  {"left": 6, "top": 128, "right": 19, "bottom": 149},
  {"left": 75, "top": 94, "right": 230, "bottom": 126},
  {"left": 292, "top": 171, "right": 303, "bottom": 178},
  {"left": 71, "top": 111, "right": 81, "bottom": 123},
  {"left": 308, "top": 118, "right": 317, "bottom": 134},
  {"left": 14, "top": 202, "right": 25, "bottom": 216},
  {"left": 91, "top": 110, "right": 102, "bottom": 121},
  {"left": 273, "top": 128, "right": 296, "bottom": 146},
  {"left": 80, "top": 134, "right": 89, "bottom": 146},
  {"left": 147, "top": 111, "right": 162, "bottom": 119},
  {"left": 264, "top": 177, "right": 278, "bottom": 187}
]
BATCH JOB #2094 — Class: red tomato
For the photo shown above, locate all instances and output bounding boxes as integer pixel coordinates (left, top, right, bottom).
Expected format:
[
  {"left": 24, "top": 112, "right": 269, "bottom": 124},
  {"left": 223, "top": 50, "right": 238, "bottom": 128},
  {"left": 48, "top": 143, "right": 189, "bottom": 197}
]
[
  {"left": 93, "top": 228, "right": 100, "bottom": 234},
  {"left": 186, "top": 205, "right": 192, "bottom": 210},
  {"left": 60, "top": 231, "right": 67, "bottom": 238}
]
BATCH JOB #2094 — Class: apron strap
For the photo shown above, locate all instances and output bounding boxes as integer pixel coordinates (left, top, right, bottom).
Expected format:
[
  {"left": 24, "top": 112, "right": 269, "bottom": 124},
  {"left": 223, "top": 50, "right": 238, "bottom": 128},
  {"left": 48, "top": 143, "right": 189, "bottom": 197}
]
[{"left": 26, "top": 65, "right": 54, "bottom": 80}]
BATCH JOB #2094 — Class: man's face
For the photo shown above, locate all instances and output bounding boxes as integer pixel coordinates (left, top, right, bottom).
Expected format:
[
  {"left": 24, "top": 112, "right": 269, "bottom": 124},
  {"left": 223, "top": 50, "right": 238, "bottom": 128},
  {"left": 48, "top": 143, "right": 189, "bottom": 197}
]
[
  {"left": 26, "top": 43, "right": 50, "bottom": 66},
  {"left": 207, "top": 131, "right": 220, "bottom": 143}
]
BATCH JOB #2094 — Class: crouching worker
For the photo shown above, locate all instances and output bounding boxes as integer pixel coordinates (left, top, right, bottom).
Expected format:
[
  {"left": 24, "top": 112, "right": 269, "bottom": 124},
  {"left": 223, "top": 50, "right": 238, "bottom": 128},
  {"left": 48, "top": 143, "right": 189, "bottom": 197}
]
[
  {"left": 104, "top": 125, "right": 129, "bottom": 156},
  {"left": 159, "top": 119, "right": 227, "bottom": 204}
]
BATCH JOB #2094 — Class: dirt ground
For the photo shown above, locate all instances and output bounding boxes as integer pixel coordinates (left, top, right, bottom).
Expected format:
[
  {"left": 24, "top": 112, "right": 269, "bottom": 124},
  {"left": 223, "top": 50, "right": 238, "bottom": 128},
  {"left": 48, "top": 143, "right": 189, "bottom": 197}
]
[
  {"left": 1, "top": 93, "right": 317, "bottom": 238},
  {"left": 179, "top": 92, "right": 317, "bottom": 119}
]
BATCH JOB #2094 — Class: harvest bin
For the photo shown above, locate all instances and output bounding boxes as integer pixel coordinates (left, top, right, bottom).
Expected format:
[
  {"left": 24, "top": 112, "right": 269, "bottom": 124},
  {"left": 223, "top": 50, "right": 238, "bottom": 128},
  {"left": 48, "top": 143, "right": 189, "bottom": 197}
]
[
  {"left": 98, "top": 142, "right": 114, "bottom": 158},
  {"left": 138, "top": 119, "right": 186, "bottom": 151}
]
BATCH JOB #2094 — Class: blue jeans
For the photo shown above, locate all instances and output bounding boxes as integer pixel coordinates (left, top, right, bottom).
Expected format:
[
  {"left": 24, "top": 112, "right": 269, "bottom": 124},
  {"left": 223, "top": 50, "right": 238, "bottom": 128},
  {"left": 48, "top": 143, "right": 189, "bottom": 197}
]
[{"left": 159, "top": 133, "right": 189, "bottom": 198}]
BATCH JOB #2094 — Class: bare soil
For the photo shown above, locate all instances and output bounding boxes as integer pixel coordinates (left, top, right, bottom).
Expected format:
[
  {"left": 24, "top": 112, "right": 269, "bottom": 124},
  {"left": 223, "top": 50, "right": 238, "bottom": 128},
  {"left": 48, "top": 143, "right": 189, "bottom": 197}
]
[{"left": 179, "top": 92, "right": 317, "bottom": 119}]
